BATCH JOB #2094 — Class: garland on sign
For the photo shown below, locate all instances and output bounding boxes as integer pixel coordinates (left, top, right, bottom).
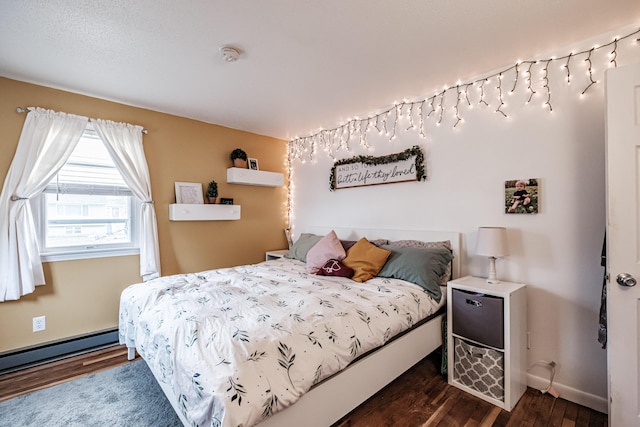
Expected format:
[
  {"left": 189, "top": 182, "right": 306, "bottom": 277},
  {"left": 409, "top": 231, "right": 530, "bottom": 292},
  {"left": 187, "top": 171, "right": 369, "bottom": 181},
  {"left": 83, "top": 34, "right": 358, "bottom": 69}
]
[
  {"left": 329, "top": 145, "right": 425, "bottom": 191},
  {"left": 289, "top": 27, "right": 640, "bottom": 163}
]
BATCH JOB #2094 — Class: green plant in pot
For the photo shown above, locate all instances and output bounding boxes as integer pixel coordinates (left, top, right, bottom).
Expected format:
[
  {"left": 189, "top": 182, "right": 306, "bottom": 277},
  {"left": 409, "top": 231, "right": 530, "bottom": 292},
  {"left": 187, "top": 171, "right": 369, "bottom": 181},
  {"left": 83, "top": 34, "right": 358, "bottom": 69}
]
[
  {"left": 230, "top": 148, "right": 248, "bottom": 168},
  {"left": 206, "top": 180, "right": 218, "bottom": 204}
]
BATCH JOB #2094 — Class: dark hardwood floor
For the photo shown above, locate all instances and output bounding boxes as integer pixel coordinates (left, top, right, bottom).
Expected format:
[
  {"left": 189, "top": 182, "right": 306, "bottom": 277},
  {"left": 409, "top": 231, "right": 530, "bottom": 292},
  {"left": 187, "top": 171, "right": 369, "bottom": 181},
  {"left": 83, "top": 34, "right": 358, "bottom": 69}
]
[{"left": 0, "top": 345, "right": 607, "bottom": 426}]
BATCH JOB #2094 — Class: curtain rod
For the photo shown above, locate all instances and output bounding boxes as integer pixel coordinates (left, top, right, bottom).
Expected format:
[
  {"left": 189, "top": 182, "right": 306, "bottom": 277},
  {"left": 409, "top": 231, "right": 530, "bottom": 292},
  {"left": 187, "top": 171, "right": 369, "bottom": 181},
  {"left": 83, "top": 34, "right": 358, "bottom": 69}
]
[{"left": 15, "top": 107, "right": 149, "bottom": 134}]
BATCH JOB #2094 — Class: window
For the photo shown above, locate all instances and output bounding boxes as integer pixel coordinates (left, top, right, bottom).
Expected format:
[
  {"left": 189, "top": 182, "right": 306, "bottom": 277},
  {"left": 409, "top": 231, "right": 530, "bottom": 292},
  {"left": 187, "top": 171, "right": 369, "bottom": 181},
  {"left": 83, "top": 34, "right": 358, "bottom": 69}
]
[{"left": 32, "top": 126, "right": 140, "bottom": 261}]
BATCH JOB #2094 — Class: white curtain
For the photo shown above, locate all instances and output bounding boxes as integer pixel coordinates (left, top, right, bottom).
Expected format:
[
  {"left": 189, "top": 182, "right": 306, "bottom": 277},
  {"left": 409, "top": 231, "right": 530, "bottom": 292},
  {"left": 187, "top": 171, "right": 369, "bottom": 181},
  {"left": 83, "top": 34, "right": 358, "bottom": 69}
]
[
  {"left": 0, "top": 108, "right": 88, "bottom": 301},
  {"left": 92, "top": 119, "right": 161, "bottom": 281}
]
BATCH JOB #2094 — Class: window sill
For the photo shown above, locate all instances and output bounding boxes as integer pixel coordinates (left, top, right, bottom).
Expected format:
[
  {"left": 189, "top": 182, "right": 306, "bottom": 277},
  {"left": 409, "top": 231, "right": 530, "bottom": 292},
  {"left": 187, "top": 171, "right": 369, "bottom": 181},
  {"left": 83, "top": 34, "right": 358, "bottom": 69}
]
[{"left": 40, "top": 248, "right": 140, "bottom": 263}]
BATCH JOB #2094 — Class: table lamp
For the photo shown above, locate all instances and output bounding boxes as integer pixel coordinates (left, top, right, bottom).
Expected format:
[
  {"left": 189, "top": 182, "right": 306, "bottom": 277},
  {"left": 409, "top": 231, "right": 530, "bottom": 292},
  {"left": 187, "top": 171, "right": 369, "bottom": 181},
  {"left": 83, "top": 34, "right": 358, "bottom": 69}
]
[{"left": 476, "top": 227, "right": 509, "bottom": 284}]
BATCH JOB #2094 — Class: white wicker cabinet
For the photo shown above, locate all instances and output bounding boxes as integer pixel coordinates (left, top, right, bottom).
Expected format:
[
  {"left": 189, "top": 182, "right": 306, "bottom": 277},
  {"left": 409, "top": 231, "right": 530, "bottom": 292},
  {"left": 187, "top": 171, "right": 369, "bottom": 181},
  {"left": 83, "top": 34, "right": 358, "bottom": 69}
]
[{"left": 447, "top": 276, "right": 527, "bottom": 411}]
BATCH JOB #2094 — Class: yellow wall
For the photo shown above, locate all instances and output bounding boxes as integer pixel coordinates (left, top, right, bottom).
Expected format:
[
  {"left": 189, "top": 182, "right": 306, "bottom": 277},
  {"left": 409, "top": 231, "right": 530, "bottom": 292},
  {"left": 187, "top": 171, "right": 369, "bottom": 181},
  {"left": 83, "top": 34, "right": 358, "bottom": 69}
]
[{"left": 0, "top": 77, "right": 289, "bottom": 353}]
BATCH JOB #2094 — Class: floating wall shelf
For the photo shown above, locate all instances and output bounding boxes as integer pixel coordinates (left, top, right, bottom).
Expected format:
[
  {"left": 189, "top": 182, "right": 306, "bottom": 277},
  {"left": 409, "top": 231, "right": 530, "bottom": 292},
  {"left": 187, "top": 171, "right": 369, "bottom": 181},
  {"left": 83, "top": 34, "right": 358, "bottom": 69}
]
[
  {"left": 227, "top": 167, "right": 284, "bottom": 187},
  {"left": 169, "top": 204, "right": 241, "bottom": 221}
]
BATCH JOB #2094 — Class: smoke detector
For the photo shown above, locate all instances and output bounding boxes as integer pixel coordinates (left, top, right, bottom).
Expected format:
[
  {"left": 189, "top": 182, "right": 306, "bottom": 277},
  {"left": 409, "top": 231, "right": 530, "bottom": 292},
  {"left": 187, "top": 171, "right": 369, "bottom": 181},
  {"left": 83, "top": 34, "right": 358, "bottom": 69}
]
[{"left": 220, "top": 46, "right": 241, "bottom": 62}]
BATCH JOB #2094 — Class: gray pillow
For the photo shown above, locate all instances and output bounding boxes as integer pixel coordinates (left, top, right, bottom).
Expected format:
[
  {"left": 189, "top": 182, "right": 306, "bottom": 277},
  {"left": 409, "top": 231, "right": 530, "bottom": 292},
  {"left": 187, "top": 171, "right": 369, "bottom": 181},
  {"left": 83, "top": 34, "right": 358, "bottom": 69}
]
[
  {"left": 377, "top": 245, "right": 453, "bottom": 302},
  {"left": 388, "top": 240, "right": 452, "bottom": 286},
  {"left": 285, "top": 233, "right": 323, "bottom": 262}
]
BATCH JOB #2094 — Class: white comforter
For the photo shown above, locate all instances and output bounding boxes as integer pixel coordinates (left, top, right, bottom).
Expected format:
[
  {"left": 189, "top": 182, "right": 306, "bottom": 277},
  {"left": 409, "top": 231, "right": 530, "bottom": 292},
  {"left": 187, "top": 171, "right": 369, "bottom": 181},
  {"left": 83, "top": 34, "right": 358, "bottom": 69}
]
[{"left": 119, "top": 258, "right": 443, "bottom": 427}]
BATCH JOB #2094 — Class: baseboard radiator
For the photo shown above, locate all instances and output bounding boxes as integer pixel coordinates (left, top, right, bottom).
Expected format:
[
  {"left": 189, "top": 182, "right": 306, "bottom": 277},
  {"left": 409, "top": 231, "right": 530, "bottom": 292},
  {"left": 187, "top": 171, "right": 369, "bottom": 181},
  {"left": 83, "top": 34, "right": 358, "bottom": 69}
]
[{"left": 0, "top": 328, "right": 119, "bottom": 375}]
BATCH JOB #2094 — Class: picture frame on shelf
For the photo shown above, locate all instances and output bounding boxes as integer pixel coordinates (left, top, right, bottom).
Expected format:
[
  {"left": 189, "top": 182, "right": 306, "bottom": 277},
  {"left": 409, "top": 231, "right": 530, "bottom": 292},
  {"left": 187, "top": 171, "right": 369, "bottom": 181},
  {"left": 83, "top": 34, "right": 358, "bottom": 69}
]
[
  {"left": 248, "top": 158, "right": 259, "bottom": 170},
  {"left": 220, "top": 198, "right": 234, "bottom": 205},
  {"left": 175, "top": 182, "right": 204, "bottom": 204}
]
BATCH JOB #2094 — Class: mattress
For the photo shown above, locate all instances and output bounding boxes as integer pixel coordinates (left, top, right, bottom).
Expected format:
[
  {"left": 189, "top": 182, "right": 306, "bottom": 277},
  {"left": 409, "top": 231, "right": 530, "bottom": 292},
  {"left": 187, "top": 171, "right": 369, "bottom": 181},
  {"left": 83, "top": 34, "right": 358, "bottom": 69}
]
[{"left": 119, "top": 257, "right": 445, "bottom": 427}]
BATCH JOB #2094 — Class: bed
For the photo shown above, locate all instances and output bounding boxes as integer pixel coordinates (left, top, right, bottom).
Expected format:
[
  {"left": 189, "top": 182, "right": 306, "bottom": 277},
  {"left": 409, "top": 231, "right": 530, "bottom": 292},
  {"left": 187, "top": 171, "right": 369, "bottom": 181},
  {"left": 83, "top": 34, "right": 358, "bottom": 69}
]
[{"left": 119, "top": 227, "right": 460, "bottom": 427}]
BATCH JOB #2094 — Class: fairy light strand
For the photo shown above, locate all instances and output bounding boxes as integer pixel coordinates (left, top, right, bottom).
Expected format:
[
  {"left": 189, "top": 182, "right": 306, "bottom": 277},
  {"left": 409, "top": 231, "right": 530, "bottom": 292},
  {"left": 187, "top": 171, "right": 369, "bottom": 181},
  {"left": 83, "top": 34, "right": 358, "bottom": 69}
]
[
  {"left": 525, "top": 61, "right": 537, "bottom": 103},
  {"left": 564, "top": 53, "right": 572, "bottom": 84},
  {"left": 542, "top": 59, "right": 552, "bottom": 112},
  {"left": 463, "top": 83, "right": 472, "bottom": 106},
  {"left": 479, "top": 78, "right": 489, "bottom": 106},
  {"left": 495, "top": 73, "right": 507, "bottom": 117},
  {"left": 510, "top": 63, "right": 520, "bottom": 93},
  {"left": 418, "top": 101, "right": 426, "bottom": 138},
  {"left": 406, "top": 102, "right": 416, "bottom": 130},
  {"left": 610, "top": 39, "right": 618, "bottom": 67},
  {"left": 582, "top": 48, "right": 596, "bottom": 95},
  {"left": 427, "top": 96, "right": 437, "bottom": 117},
  {"left": 289, "top": 27, "right": 640, "bottom": 161},
  {"left": 453, "top": 85, "right": 462, "bottom": 127},
  {"left": 437, "top": 91, "right": 445, "bottom": 125}
]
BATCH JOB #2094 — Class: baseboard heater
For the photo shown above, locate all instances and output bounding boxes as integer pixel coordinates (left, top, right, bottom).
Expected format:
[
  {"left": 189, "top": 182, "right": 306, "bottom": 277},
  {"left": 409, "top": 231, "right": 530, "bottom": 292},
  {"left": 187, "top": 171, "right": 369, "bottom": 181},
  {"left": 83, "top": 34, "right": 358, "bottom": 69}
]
[{"left": 0, "top": 328, "right": 119, "bottom": 375}]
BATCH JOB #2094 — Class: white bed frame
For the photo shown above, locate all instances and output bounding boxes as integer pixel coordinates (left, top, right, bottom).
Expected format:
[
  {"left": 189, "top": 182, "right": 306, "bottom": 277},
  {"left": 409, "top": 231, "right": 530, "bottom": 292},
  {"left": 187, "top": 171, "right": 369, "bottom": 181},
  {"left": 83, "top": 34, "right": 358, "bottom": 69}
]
[{"left": 127, "top": 227, "right": 460, "bottom": 427}]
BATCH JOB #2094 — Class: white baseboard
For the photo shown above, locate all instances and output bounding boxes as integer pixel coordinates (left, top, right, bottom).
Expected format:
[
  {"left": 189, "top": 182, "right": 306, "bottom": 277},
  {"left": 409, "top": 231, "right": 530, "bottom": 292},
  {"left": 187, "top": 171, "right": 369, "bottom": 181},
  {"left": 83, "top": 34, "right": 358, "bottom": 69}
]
[{"left": 527, "top": 373, "right": 608, "bottom": 414}]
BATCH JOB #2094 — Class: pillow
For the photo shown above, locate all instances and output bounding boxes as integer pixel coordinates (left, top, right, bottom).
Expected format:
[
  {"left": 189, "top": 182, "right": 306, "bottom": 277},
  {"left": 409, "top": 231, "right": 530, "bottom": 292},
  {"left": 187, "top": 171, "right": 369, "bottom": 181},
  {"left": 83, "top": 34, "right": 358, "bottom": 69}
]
[
  {"left": 285, "top": 233, "right": 323, "bottom": 262},
  {"left": 306, "top": 230, "right": 346, "bottom": 273},
  {"left": 378, "top": 245, "right": 454, "bottom": 302},
  {"left": 388, "top": 240, "right": 453, "bottom": 286},
  {"left": 341, "top": 239, "right": 389, "bottom": 251},
  {"left": 316, "top": 259, "right": 354, "bottom": 278},
  {"left": 388, "top": 239, "right": 451, "bottom": 250},
  {"left": 342, "top": 238, "right": 391, "bottom": 282}
]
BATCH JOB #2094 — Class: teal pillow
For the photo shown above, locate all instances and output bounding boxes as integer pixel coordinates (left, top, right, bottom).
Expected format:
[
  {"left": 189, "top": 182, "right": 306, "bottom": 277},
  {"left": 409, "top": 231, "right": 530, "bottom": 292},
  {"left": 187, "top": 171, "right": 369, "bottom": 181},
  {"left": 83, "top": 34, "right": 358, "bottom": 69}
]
[
  {"left": 285, "top": 233, "right": 323, "bottom": 262},
  {"left": 377, "top": 246, "right": 453, "bottom": 302}
]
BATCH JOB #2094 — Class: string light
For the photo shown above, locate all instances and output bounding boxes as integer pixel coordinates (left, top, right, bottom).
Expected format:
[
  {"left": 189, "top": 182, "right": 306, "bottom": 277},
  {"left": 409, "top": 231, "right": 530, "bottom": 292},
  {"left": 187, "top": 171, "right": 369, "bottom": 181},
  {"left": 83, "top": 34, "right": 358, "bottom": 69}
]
[
  {"left": 382, "top": 111, "right": 389, "bottom": 135},
  {"left": 610, "top": 38, "right": 618, "bottom": 67},
  {"left": 582, "top": 48, "right": 597, "bottom": 95},
  {"left": 479, "top": 78, "right": 489, "bottom": 106},
  {"left": 542, "top": 59, "right": 552, "bottom": 112},
  {"left": 418, "top": 101, "right": 426, "bottom": 138},
  {"left": 389, "top": 104, "right": 400, "bottom": 141},
  {"left": 288, "top": 27, "right": 640, "bottom": 161},
  {"left": 495, "top": 73, "right": 508, "bottom": 118},
  {"left": 564, "top": 53, "right": 572, "bottom": 84},
  {"left": 406, "top": 102, "right": 416, "bottom": 131},
  {"left": 427, "top": 96, "right": 437, "bottom": 117},
  {"left": 434, "top": 91, "right": 443, "bottom": 125},
  {"left": 375, "top": 114, "right": 382, "bottom": 134},
  {"left": 454, "top": 85, "right": 463, "bottom": 127},
  {"left": 286, "top": 140, "right": 293, "bottom": 229},
  {"left": 463, "top": 83, "right": 472, "bottom": 106},
  {"left": 510, "top": 63, "right": 519, "bottom": 93},
  {"left": 525, "top": 62, "right": 536, "bottom": 104}
]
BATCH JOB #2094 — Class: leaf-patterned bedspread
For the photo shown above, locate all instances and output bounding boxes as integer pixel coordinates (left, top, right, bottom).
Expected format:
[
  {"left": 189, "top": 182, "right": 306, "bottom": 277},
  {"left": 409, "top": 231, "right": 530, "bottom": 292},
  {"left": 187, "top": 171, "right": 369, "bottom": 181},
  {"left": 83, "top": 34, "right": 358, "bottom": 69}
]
[{"left": 119, "top": 257, "right": 444, "bottom": 427}]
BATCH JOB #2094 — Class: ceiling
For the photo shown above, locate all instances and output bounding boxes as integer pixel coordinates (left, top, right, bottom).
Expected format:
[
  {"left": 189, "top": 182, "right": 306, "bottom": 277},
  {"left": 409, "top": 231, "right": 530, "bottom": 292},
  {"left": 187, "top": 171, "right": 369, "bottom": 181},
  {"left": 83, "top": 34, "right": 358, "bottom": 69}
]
[{"left": 0, "top": 1, "right": 638, "bottom": 141}]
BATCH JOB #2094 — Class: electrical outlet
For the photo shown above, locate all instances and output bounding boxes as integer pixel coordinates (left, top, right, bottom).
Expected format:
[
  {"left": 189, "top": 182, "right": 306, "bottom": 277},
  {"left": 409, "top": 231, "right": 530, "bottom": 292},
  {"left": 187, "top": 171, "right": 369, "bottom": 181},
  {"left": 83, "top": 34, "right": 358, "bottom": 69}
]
[{"left": 33, "top": 316, "right": 46, "bottom": 332}]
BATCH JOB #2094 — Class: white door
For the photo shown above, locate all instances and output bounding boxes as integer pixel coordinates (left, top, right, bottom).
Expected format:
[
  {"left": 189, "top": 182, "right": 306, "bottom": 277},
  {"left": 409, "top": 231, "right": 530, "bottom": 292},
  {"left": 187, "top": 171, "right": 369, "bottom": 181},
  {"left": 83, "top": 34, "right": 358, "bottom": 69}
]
[{"left": 606, "top": 62, "right": 640, "bottom": 426}]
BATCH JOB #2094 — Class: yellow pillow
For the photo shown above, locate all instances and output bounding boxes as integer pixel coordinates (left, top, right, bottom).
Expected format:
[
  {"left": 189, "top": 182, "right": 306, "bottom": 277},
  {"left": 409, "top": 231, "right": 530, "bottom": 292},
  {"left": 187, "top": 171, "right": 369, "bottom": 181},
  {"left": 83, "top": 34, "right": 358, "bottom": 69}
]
[{"left": 342, "top": 238, "right": 391, "bottom": 282}]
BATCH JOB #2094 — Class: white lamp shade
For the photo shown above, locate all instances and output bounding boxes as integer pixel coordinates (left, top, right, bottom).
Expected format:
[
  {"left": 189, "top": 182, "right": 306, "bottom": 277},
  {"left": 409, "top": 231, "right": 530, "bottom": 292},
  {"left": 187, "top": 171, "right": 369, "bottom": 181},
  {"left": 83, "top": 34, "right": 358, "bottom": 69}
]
[{"left": 476, "top": 227, "right": 509, "bottom": 258}]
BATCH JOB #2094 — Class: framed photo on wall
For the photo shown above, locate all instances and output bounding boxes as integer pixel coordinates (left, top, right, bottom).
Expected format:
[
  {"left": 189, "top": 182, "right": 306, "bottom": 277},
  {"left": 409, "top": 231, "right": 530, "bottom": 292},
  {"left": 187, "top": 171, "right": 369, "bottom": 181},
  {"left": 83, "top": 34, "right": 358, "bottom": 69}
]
[
  {"left": 505, "top": 178, "right": 539, "bottom": 214},
  {"left": 175, "top": 182, "right": 204, "bottom": 204},
  {"left": 248, "top": 158, "right": 259, "bottom": 170}
]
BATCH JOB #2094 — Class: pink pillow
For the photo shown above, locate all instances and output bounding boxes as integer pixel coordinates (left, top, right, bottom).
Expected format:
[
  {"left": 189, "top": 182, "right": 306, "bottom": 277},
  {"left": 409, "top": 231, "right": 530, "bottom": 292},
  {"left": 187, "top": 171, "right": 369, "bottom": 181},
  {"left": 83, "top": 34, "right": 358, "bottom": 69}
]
[{"left": 305, "top": 230, "right": 346, "bottom": 273}]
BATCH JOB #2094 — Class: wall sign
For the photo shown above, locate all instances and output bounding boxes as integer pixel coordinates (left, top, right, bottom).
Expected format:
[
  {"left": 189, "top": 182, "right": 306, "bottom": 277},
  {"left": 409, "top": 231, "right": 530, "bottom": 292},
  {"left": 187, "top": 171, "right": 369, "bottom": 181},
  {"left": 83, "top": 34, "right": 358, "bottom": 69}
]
[{"left": 329, "top": 145, "right": 425, "bottom": 191}]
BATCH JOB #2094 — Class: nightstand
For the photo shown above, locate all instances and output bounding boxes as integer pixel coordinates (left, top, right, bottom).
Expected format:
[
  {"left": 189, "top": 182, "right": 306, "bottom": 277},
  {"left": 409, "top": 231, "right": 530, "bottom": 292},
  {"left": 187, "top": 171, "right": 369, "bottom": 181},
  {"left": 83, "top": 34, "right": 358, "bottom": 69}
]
[
  {"left": 265, "top": 249, "right": 289, "bottom": 261},
  {"left": 447, "top": 275, "right": 527, "bottom": 411}
]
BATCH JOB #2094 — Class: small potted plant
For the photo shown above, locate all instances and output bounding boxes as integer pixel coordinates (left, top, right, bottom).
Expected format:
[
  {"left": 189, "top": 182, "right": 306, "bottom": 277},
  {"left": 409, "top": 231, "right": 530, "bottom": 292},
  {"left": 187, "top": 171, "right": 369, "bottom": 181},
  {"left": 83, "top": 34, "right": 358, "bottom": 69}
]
[
  {"left": 230, "top": 148, "right": 248, "bottom": 168},
  {"left": 206, "top": 180, "right": 218, "bottom": 204}
]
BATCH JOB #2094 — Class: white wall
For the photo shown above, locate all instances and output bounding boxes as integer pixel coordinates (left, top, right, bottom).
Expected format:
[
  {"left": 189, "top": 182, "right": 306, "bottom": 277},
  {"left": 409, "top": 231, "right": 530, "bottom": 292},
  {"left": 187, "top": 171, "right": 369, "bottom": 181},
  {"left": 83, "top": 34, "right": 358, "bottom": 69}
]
[{"left": 289, "top": 24, "right": 640, "bottom": 412}]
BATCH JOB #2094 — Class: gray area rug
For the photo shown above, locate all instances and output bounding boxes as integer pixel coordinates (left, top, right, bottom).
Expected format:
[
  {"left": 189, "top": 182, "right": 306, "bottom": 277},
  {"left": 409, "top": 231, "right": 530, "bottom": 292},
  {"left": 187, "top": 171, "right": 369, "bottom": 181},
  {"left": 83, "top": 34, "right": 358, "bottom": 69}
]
[{"left": 0, "top": 360, "right": 183, "bottom": 427}]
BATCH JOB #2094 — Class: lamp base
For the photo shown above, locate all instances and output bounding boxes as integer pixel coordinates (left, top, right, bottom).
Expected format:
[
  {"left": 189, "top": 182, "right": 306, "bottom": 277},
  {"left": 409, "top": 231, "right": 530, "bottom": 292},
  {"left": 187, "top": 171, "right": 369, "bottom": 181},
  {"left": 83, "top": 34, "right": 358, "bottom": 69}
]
[{"left": 486, "top": 256, "right": 501, "bottom": 284}]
